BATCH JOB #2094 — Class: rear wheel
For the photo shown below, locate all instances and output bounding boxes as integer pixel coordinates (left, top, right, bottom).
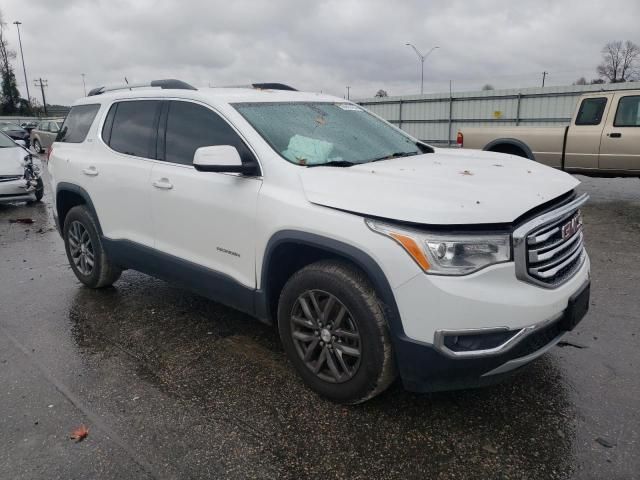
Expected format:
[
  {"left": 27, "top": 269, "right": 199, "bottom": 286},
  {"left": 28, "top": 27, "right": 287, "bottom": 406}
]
[
  {"left": 33, "top": 139, "right": 42, "bottom": 154},
  {"left": 63, "top": 205, "right": 121, "bottom": 288},
  {"left": 278, "top": 260, "right": 396, "bottom": 404}
]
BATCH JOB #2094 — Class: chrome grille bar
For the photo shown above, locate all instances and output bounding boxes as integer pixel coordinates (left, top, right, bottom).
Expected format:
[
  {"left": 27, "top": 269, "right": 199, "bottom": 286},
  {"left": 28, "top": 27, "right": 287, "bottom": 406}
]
[{"left": 513, "top": 193, "right": 589, "bottom": 288}]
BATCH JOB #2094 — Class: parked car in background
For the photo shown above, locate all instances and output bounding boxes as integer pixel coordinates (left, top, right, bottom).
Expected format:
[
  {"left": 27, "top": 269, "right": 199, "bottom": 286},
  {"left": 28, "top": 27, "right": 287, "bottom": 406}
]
[
  {"left": 49, "top": 79, "right": 591, "bottom": 404},
  {"left": 0, "top": 121, "right": 31, "bottom": 149},
  {"left": 457, "top": 89, "right": 640, "bottom": 175},
  {"left": 20, "top": 120, "right": 39, "bottom": 133},
  {"left": 31, "top": 119, "right": 64, "bottom": 153},
  {"left": 0, "top": 131, "right": 43, "bottom": 202}
]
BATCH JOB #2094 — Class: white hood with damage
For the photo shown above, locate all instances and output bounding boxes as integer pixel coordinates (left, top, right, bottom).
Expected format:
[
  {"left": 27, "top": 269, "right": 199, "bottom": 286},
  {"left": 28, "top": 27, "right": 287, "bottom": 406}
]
[
  {"left": 299, "top": 148, "right": 579, "bottom": 225},
  {"left": 0, "top": 146, "right": 27, "bottom": 176}
]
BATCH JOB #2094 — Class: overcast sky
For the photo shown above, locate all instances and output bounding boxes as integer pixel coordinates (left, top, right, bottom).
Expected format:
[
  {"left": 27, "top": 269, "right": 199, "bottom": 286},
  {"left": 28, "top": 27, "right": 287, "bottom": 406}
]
[{"left": 1, "top": 0, "right": 639, "bottom": 105}]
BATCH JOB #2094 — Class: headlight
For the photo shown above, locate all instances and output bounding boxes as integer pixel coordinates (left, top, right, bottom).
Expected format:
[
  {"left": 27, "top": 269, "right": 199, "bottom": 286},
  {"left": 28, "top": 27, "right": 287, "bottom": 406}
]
[{"left": 366, "top": 219, "right": 511, "bottom": 275}]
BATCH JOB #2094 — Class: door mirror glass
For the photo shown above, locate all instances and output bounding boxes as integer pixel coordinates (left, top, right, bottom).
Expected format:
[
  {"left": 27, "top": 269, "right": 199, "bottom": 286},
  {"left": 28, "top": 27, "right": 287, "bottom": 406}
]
[{"left": 193, "top": 145, "right": 246, "bottom": 172}]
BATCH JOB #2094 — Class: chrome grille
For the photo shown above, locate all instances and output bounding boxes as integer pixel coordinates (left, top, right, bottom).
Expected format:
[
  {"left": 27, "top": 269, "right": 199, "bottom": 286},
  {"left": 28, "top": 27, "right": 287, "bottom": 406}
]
[{"left": 513, "top": 193, "right": 589, "bottom": 288}]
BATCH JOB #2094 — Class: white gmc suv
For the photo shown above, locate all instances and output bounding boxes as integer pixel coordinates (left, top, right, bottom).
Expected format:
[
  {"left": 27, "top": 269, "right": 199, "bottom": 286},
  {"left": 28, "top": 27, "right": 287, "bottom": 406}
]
[{"left": 49, "top": 79, "right": 591, "bottom": 404}]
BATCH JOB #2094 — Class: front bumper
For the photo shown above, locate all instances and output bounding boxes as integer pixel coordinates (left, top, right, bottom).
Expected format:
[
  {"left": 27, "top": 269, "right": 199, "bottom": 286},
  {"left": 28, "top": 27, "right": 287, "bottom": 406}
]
[
  {"left": 390, "top": 253, "right": 590, "bottom": 392},
  {"left": 0, "top": 179, "right": 36, "bottom": 202},
  {"left": 394, "top": 279, "right": 590, "bottom": 392}
]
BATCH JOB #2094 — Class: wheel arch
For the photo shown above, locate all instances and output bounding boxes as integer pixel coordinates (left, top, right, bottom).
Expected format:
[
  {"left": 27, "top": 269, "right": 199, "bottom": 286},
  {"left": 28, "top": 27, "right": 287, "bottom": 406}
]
[
  {"left": 259, "top": 230, "right": 404, "bottom": 337},
  {"left": 56, "top": 182, "right": 103, "bottom": 235},
  {"left": 483, "top": 138, "right": 534, "bottom": 160}
]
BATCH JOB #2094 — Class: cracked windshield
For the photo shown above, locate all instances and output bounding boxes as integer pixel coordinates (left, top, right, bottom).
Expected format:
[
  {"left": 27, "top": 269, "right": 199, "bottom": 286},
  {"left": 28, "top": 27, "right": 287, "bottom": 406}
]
[{"left": 235, "top": 102, "right": 425, "bottom": 166}]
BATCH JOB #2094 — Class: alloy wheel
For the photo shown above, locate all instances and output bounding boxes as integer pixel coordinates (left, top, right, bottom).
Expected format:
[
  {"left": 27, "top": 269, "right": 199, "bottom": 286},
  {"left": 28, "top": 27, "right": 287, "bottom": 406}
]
[
  {"left": 290, "top": 290, "right": 362, "bottom": 383},
  {"left": 68, "top": 221, "right": 94, "bottom": 276}
]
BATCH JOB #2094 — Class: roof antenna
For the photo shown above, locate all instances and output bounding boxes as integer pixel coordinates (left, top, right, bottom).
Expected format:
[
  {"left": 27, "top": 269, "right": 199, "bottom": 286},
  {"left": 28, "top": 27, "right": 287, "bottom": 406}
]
[{"left": 124, "top": 77, "right": 131, "bottom": 91}]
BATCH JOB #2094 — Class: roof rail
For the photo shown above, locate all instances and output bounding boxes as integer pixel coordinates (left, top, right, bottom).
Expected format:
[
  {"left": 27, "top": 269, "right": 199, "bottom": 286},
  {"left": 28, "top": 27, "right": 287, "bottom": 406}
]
[
  {"left": 214, "top": 83, "right": 298, "bottom": 92},
  {"left": 251, "top": 83, "right": 297, "bottom": 91},
  {"left": 87, "top": 79, "right": 197, "bottom": 97}
]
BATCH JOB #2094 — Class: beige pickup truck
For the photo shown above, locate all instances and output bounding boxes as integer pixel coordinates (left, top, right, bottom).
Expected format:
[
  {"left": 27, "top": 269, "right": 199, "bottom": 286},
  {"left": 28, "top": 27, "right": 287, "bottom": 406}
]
[{"left": 457, "top": 90, "right": 640, "bottom": 175}]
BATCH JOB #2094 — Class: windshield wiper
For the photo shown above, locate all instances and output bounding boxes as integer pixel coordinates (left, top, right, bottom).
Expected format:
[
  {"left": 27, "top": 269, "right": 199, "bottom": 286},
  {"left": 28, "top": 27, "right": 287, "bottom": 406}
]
[
  {"left": 369, "top": 151, "right": 419, "bottom": 163},
  {"left": 307, "top": 160, "right": 356, "bottom": 168}
]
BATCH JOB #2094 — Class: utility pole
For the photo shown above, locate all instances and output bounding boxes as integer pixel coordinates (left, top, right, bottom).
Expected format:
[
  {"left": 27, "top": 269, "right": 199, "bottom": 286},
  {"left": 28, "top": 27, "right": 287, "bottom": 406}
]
[
  {"left": 34, "top": 78, "right": 48, "bottom": 115},
  {"left": 81, "top": 73, "right": 87, "bottom": 96},
  {"left": 346, "top": 86, "right": 351, "bottom": 100},
  {"left": 13, "top": 21, "right": 31, "bottom": 108},
  {"left": 541, "top": 71, "right": 548, "bottom": 88}
]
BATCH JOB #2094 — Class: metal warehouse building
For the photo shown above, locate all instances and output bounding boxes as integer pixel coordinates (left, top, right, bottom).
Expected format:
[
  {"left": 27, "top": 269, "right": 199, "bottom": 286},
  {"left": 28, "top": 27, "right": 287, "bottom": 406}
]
[{"left": 358, "top": 81, "right": 640, "bottom": 146}]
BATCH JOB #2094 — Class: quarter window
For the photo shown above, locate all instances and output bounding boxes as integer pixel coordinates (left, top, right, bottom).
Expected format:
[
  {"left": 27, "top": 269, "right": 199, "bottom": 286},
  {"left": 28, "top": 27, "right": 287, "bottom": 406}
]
[
  {"left": 164, "top": 101, "right": 254, "bottom": 166},
  {"left": 613, "top": 96, "right": 640, "bottom": 127},
  {"left": 106, "top": 100, "right": 161, "bottom": 158},
  {"left": 575, "top": 97, "right": 608, "bottom": 126},
  {"left": 57, "top": 104, "right": 101, "bottom": 143}
]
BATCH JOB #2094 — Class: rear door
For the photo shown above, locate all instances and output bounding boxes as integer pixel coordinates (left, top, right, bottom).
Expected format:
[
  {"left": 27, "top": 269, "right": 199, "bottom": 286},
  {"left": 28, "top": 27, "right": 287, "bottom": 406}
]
[
  {"left": 150, "top": 99, "right": 262, "bottom": 288},
  {"left": 85, "top": 99, "right": 159, "bottom": 247},
  {"left": 564, "top": 94, "right": 613, "bottom": 170},
  {"left": 599, "top": 93, "right": 640, "bottom": 171}
]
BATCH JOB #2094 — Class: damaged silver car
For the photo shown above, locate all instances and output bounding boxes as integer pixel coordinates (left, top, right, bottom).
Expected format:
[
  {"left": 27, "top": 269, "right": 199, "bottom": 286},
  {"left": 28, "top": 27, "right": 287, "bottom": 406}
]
[{"left": 0, "top": 132, "right": 44, "bottom": 203}]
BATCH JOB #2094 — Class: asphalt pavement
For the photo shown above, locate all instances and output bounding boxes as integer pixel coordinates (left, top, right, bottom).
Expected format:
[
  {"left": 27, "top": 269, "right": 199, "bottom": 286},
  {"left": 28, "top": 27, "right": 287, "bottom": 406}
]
[{"left": 0, "top": 168, "right": 638, "bottom": 480}]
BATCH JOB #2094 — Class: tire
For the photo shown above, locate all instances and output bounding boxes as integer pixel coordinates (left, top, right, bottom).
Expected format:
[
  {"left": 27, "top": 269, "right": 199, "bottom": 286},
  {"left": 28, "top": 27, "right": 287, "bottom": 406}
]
[
  {"left": 33, "top": 139, "right": 42, "bottom": 154},
  {"left": 34, "top": 178, "right": 44, "bottom": 202},
  {"left": 278, "top": 260, "right": 396, "bottom": 404},
  {"left": 63, "top": 205, "right": 122, "bottom": 288}
]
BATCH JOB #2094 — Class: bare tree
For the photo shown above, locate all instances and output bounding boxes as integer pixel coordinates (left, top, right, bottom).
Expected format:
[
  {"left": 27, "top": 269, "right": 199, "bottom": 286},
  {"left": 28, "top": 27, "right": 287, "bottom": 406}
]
[
  {"left": 573, "top": 77, "right": 588, "bottom": 85},
  {"left": 481, "top": 84, "right": 494, "bottom": 91},
  {"left": 374, "top": 89, "right": 388, "bottom": 98},
  {"left": 597, "top": 40, "right": 640, "bottom": 83}
]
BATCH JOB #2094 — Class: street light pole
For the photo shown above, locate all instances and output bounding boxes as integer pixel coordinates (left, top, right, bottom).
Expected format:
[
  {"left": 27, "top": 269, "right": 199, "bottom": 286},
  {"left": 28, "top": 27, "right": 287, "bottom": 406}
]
[
  {"left": 346, "top": 86, "right": 351, "bottom": 100},
  {"left": 405, "top": 43, "right": 439, "bottom": 95},
  {"left": 13, "top": 21, "right": 31, "bottom": 107},
  {"left": 81, "top": 73, "right": 87, "bottom": 96}
]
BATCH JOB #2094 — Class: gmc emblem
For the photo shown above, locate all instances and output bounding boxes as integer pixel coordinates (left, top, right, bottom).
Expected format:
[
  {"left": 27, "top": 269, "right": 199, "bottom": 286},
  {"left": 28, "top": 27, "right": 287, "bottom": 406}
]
[{"left": 561, "top": 212, "right": 582, "bottom": 239}]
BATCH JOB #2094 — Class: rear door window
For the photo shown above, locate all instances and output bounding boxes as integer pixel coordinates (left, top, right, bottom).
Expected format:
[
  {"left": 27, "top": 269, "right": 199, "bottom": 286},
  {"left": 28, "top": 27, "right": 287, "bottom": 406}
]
[
  {"left": 163, "top": 100, "right": 254, "bottom": 165},
  {"left": 613, "top": 96, "right": 640, "bottom": 127},
  {"left": 57, "top": 104, "right": 100, "bottom": 143},
  {"left": 575, "top": 97, "right": 608, "bottom": 126},
  {"left": 105, "top": 100, "right": 161, "bottom": 158}
]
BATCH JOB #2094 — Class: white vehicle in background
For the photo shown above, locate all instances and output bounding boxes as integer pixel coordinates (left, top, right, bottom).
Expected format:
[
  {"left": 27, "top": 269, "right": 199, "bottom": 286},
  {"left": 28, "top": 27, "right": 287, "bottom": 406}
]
[
  {"left": 48, "top": 80, "right": 590, "bottom": 404},
  {"left": 0, "top": 132, "right": 44, "bottom": 203}
]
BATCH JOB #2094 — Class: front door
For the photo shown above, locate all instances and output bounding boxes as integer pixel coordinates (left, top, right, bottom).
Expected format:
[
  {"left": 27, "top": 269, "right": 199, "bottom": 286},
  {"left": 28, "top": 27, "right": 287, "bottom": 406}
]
[
  {"left": 150, "top": 100, "right": 262, "bottom": 289},
  {"left": 599, "top": 93, "right": 640, "bottom": 171}
]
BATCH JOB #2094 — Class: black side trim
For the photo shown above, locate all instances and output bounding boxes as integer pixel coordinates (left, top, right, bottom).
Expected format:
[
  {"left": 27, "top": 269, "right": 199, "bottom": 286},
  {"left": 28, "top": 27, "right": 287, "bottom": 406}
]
[
  {"left": 260, "top": 230, "right": 404, "bottom": 336},
  {"left": 483, "top": 138, "right": 535, "bottom": 160},
  {"left": 55, "top": 183, "right": 103, "bottom": 235},
  {"left": 102, "top": 238, "right": 256, "bottom": 317}
]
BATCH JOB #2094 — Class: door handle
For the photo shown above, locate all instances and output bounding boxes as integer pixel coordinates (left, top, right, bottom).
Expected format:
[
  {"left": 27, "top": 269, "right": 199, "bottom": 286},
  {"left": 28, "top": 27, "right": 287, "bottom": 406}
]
[
  {"left": 82, "top": 166, "right": 99, "bottom": 176},
  {"left": 152, "top": 178, "right": 173, "bottom": 190},
  {"left": 607, "top": 132, "right": 622, "bottom": 138}
]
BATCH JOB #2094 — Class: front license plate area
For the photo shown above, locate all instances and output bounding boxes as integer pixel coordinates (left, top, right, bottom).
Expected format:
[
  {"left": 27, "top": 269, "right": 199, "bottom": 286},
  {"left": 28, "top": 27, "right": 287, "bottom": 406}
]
[{"left": 560, "top": 281, "right": 590, "bottom": 331}]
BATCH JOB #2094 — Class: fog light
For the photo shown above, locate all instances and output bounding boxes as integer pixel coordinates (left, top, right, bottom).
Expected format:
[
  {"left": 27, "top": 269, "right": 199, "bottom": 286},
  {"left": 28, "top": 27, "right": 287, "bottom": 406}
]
[{"left": 443, "top": 330, "right": 519, "bottom": 352}]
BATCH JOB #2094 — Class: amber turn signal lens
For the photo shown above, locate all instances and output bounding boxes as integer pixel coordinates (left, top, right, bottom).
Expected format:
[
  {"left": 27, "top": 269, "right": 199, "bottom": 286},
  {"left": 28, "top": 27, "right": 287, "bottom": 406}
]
[{"left": 389, "top": 232, "right": 431, "bottom": 272}]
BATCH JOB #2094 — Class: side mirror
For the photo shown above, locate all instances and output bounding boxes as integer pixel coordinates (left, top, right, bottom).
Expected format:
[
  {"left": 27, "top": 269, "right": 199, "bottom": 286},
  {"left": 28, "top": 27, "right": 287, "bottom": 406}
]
[
  {"left": 193, "top": 145, "right": 258, "bottom": 174},
  {"left": 14, "top": 139, "right": 26, "bottom": 147}
]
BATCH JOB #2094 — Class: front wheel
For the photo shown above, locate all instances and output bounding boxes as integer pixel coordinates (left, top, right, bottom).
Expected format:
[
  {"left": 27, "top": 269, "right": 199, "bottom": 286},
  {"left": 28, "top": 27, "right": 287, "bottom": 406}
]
[
  {"left": 34, "top": 177, "right": 44, "bottom": 201},
  {"left": 33, "top": 139, "right": 42, "bottom": 154},
  {"left": 63, "top": 205, "right": 122, "bottom": 288},
  {"left": 278, "top": 260, "right": 396, "bottom": 404}
]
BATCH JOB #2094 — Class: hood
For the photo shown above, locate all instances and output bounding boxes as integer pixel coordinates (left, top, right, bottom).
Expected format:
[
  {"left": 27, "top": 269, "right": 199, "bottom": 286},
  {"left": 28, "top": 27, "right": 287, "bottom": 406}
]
[
  {"left": 0, "top": 146, "right": 27, "bottom": 176},
  {"left": 299, "top": 148, "right": 579, "bottom": 225}
]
